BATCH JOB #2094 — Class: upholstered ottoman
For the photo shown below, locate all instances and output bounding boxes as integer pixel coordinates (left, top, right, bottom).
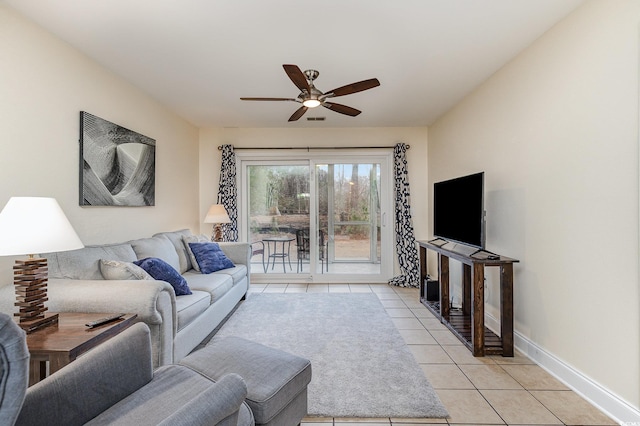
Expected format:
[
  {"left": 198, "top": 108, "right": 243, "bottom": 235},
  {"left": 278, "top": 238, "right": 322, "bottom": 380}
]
[{"left": 180, "top": 336, "right": 312, "bottom": 426}]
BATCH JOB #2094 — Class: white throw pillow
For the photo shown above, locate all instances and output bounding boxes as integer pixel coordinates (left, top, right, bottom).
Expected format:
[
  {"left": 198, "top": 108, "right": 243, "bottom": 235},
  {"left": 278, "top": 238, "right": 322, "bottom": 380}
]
[{"left": 99, "top": 259, "right": 153, "bottom": 280}]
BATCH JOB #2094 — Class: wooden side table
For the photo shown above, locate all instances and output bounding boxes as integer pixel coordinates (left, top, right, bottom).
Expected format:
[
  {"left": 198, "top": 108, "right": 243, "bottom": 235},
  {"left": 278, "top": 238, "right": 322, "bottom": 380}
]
[{"left": 25, "top": 312, "right": 137, "bottom": 386}]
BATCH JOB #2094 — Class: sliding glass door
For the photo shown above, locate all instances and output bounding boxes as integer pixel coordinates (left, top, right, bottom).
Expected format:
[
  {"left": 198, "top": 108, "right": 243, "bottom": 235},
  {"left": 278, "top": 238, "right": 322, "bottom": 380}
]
[
  {"left": 316, "top": 163, "right": 381, "bottom": 274},
  {"left": 246, "top": 163, "right": 310, "bottom": 274},
  {"left": 239, "top": 150, "right": 392, "bottom": 283}
]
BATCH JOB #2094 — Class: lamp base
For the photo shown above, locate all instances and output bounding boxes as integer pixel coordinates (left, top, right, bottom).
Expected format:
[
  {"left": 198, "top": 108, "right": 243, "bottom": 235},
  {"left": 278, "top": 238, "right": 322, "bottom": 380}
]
[
  {"left": 16, "top": 312, "right": 59, "bottom": 333},
  {"left": 13, "top": 257, "right": 58, "bottom": 333},
  {"left": 212, "top": 224, "right": 224, "bottom": 242}
]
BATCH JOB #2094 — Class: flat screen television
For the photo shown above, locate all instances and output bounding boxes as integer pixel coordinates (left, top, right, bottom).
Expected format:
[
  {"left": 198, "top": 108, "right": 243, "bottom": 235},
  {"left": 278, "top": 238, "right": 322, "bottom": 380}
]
[{"left": 433, "top": 172, "right": 485, "bottom": 249}]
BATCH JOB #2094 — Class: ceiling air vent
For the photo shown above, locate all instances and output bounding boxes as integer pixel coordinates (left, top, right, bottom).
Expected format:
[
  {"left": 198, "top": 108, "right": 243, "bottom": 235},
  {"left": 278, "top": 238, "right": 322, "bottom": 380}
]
[{"left": 307, "top": 117, "right": 326, "bottom": 121}]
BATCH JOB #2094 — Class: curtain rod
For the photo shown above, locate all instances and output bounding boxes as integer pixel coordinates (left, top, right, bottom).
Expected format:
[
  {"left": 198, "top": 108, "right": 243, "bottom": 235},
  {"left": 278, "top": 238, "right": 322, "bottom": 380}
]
[{"left": 217, "top": 145, "right": 409, "bottom": 151}]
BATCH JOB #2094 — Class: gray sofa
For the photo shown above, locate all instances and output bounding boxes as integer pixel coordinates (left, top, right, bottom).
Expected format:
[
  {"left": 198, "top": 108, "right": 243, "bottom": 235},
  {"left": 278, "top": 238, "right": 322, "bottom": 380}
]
[{"left": 0, "top": 229, "right": 250, "bottom": 367}]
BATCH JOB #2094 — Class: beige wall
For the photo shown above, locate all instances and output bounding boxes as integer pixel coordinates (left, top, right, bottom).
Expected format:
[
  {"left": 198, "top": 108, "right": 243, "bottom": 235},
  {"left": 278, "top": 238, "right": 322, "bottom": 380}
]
[
  {"left": 198, "top": 127, "right": 429, "bottom": 246},
  {"left": 0, "top": 5, "right": 200, "bottom": 285},
  {"left": 428, "top": 0, "right": 639, "bottom": 411}
]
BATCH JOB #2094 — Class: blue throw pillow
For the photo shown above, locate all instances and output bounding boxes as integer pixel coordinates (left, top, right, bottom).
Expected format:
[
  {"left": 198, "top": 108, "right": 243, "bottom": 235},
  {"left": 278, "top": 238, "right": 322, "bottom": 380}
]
[
  {"left": 134, "top": 257, "right": 192, "bottom": 296},
  {"left": 188, "top": 242, "right": 235, "bottom": 274}
]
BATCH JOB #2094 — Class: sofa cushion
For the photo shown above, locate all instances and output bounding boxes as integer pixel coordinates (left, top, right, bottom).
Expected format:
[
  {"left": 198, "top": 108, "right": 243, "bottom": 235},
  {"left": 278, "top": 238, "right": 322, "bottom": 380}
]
[
  {"left": 181, "top": 234, "right": 209, "bottom": 272},
  {"left": 99, "top": 259, "right": 153, "bottom": 280},
  {"left": 174, "top": 291, "right": 210, "bottom": 332},
  {"left": 188, "top": 242, "right": 235, "bottom": 274},
  {"left": 153, "top": 229, "right": 194, "bottom": 274},
  {"left": 130, "top": 235, "right": 181, "bottom": 273},
  {"left": 237, "top": 401, "right": 255, "bottom": 426},
  {"left": 43, "top": 243, "right": 138, "bottom": 280},
  {"left": 134, "top": 258, "right": 192, "bottom": 296},
  {"left": 212, "top": 265, "right": 247, "bottom": 285},
  {"left": 182, "top": 271, "right": 233, "bottom": 304}
]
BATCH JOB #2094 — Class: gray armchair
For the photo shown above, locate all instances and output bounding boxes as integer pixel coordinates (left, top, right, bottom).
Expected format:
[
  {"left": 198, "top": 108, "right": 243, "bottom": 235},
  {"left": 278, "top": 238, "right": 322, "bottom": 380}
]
[
  {"left": 0, "top": 313, "right": 29, "bottom": 426},
  {"left": 0, "top": 313, "right": 252, "bottom": 426}
]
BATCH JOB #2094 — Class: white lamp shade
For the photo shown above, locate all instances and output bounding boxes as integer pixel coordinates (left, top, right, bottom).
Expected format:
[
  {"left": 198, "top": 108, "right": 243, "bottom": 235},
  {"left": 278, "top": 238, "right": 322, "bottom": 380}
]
[
  {"left": 204, "top": 204, "right": 231, "bottom": 224},
  {"left": 0, "top": 197, "right": 84, "bottom": 256}
]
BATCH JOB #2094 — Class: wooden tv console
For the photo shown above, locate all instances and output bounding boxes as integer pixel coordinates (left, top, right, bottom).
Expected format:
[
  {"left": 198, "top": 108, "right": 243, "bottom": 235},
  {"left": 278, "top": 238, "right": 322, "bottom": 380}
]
[{"left": 418, "top": 240, "right": 519, "bottom": 357}]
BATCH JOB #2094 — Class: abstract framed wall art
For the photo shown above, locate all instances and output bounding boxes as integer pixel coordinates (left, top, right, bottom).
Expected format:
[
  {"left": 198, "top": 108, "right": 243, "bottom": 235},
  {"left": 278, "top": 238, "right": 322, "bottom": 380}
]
[{"left": 79, "top": 111, "right": 156, "bottom": 206}]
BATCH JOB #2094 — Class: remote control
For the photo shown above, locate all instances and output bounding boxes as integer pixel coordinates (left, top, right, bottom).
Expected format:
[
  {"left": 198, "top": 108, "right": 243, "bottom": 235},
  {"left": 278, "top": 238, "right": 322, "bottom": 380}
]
[{"left": 85, "top": 313, "right": 125, "bottom": 328}]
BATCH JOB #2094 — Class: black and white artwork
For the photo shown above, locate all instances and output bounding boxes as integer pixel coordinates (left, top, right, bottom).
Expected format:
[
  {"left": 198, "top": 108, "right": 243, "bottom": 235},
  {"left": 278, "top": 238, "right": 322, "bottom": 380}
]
[{"left": 79, "top": 111, "right": 155, "bottom": 206}]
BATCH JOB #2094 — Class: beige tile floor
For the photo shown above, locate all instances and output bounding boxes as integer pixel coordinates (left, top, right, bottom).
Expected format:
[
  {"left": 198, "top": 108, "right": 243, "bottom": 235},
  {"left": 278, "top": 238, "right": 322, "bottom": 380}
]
[{"left": 248, "top": 283, "right": 617, "bottom": 426}]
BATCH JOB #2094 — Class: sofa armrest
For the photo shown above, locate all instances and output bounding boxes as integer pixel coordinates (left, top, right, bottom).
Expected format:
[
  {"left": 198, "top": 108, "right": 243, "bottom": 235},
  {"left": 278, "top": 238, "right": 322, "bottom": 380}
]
[
  {"left": 47, "top": 278, "right": 177, "bottom": 366},
  {"left": 157, "top": 373, "right": 247, "bottom": 426},
  {"left": 218, "top": 242, "right": 251, "bottom": 267},
  {"left": 47, "top": 278, "right": 175, "bottom": 326}
]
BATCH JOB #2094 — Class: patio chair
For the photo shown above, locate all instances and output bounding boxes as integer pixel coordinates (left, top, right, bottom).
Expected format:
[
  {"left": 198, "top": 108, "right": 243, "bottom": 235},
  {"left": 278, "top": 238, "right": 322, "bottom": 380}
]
[
  {"left": 319, "top": 229, "right": 329, "bottom": 273},
  {"left": 295, "top": 229, "right": 310, "bottom": 272},
  {"left": 296, "top": 229, "right": 329, "bottom": 273},
  {"left": 251, "top": 240, "right": 268, "bottom": 273}
]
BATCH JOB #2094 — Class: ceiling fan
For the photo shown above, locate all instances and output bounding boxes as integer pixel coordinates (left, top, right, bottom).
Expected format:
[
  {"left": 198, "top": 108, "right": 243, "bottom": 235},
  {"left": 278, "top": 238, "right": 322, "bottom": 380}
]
[{"left": 241, "top": 64, "right": 380, "bottom": 122}]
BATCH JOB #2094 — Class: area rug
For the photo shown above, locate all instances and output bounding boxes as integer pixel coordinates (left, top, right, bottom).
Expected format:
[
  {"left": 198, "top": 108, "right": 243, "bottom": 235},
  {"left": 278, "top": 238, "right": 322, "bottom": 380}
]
[{"left": 215, "top": 292, "right": 449, "bottom": 419}]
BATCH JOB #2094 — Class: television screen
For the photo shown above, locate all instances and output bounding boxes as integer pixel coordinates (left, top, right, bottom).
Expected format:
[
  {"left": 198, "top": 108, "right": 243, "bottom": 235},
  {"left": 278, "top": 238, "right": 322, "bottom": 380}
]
[{"left": 433, "top": 172, "right": 485, "bottom": 248}]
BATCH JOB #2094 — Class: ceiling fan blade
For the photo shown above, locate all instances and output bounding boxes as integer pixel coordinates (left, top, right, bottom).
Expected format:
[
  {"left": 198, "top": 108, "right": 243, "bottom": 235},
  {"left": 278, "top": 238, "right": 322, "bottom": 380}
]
[
  {"left": 283, "top": 64, "right": 310, "bottom": 93},
  {"left": 322, "top": 102, "right": 361, "bottom": 117},
  {"left": 240, "top": 97, "right": 297, "bottom": 101},
  {"left": 288, "top": 106, "right": 308, "bottom": 122},
  {"left": 324, "top": 78, "right": 380, "bottom": 98}
]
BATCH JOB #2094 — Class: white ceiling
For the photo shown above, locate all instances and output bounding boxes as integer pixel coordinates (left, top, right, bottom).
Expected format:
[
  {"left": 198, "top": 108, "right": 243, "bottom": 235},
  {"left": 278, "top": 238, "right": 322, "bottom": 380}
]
[{"left": 3, "top": 0, "right": 584, "bottom": 128}]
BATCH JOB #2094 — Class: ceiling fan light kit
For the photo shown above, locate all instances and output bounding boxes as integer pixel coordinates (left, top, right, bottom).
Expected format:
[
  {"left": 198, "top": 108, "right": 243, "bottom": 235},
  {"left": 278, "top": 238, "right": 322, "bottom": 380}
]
[
  {"left": 302, "top": 99, "right": 321, "bottom": 108},
  {"left": 241, "top": 64, "right": 380, "bottom": 122}
]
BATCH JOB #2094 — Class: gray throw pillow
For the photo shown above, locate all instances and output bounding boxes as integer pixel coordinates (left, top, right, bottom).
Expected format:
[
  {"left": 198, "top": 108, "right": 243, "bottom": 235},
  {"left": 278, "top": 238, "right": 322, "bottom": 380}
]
[
  {"left": 182, "top": 234, "right": 210, "bottom": 272},
  {"left": 99, "top": 259, "right": 153, "bottom": 280}
]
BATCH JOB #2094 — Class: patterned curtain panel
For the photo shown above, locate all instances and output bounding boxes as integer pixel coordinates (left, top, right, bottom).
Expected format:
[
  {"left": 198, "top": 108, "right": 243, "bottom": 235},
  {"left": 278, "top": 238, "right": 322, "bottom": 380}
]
[
  {"left": 389, "top": 143, "right": 420, "bottom": 288},
  {"left": 217, "top": 144, "right": 239, "bottom": 241}
]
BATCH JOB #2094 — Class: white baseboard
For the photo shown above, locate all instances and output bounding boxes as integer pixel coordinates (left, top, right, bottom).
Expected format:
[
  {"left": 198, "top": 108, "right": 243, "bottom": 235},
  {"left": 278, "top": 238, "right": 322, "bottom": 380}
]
[{"left": 484, "top": 313, "right": 640, "bottom": 425}]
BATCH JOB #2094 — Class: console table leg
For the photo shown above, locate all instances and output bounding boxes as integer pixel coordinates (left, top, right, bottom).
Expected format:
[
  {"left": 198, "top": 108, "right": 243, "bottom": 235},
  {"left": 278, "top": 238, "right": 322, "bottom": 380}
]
[
  {"left": 472, "top": 263, "right": 485, "bottom": 356},
  {"left": 462, "top": 264, "right": 471, "bottom": 316},
  {"left": 419, "top": 246, "right": 427, "bottom": 300},
  {"left": 439, "top": 254, "right": 450, "bottom": 320},
  {"left": 501, "top": 263, "right": 514, "bottom": 357}
]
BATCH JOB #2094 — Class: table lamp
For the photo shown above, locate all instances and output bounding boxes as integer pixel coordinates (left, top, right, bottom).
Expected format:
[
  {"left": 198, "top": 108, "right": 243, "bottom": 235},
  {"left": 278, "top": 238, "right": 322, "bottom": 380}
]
[
  {"left": 204, "top": 204, "right": 231, "bottom": 242},
  {"left": 0, "top": 197, "right": 84, "bottom": 333}
]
